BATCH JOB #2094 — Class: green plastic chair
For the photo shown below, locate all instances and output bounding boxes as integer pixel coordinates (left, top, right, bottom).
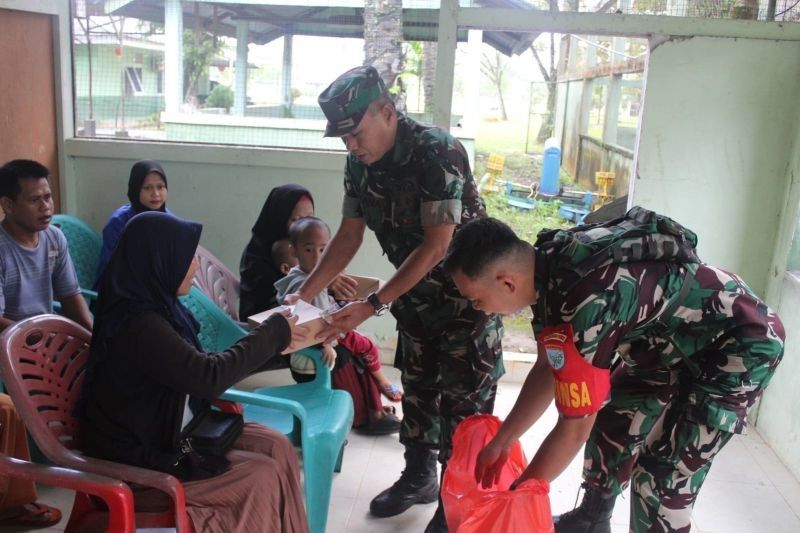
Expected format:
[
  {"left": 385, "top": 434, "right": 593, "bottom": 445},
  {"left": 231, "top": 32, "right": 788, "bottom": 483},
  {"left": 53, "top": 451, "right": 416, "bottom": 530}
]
[
  {"left": 51, "top": 214, "right": 101, "bottom": 305},
  {"left": 180, "top": 287, "right": 354, "bottom": 533}
]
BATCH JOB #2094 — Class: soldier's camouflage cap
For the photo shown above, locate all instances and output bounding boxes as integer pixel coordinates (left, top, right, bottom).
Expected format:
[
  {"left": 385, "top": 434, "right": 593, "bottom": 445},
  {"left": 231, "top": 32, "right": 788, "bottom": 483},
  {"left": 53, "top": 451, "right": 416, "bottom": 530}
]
[{"left": 318, "top": 65, "right": 391, "bottom": 137}]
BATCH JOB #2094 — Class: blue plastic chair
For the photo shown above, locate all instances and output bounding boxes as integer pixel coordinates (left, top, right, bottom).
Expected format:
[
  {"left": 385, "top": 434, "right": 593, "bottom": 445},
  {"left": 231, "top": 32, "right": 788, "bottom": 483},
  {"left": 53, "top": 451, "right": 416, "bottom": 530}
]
[
  {"left": 180, "top": 287, "right": 354, "bottom": 533},
  {"left": 51, "top": 214, "right": 101, "bottom": 305}
]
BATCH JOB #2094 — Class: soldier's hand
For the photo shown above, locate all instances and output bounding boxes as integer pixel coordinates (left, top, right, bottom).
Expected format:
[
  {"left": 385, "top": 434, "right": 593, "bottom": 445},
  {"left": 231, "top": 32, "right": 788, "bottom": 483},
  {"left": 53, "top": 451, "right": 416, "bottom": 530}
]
[
  {"left": 329, "top": 274, "right": 359, "bottom": 300},
  {"left": 475, "top": 437, "right": 510, "bottom": 489},
  {"left": 328, "top": 300, "right": 373, "bottom": 333}
]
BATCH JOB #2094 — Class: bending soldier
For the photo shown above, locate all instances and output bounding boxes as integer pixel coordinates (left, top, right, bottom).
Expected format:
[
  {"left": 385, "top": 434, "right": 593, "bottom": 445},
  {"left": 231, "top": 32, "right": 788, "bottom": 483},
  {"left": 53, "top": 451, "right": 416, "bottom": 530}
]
[{"left": 444, "top": 209, "right": 784, "bottom": 533}]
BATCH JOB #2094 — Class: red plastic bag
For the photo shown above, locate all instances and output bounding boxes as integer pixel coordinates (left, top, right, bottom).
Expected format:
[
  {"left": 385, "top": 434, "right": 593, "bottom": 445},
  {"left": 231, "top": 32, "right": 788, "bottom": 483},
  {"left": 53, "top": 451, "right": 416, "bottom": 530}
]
[{"left": 442, "top": 414, "right": 553, "bottom": 533}]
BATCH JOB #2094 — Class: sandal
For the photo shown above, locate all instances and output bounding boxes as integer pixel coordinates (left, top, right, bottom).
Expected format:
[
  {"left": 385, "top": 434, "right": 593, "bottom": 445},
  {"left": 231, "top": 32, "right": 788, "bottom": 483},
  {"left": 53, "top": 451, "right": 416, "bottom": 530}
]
[
  {"left": 359, "top": 412, "right": 401, "bottom": 435},
  {"left": 0, "top": 502, "right": 62, "bottom": 528},
  {"left": 380, "top": 383, "right": 403, "bottom": 402}
]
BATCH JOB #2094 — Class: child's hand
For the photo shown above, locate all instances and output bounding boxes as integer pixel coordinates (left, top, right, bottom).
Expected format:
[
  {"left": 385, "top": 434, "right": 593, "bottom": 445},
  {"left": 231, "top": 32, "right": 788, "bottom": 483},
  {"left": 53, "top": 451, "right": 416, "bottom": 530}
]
[
  {"left": 329, "top": 274, "right": 359, "bottom": 300},
  {"left": 321, "top": 343, "right": 337, "bottom": 369}
]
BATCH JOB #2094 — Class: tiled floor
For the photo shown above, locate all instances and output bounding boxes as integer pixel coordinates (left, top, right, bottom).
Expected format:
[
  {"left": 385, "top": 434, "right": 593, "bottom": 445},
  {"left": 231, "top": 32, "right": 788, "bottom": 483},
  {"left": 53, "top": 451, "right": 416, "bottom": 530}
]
[{"left": 23, "top": 361, "right": 800, "bottom": 532}]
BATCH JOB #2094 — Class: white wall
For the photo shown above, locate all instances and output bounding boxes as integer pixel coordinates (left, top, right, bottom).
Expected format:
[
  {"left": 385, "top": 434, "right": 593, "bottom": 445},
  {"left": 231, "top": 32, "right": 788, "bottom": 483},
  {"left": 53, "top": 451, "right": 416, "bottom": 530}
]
[
  {"left": 633, "top": 37, "right": 800, "bottom": 296},
  {"left": 64, "top": 139, "right": 400, "bottom": 344}
]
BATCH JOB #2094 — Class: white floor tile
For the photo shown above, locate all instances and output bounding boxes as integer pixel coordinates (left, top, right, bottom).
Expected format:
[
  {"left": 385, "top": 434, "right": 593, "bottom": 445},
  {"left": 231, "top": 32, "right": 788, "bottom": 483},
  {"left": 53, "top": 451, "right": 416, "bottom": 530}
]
[
  {"left": 332, "top": 446, "right": 370, "bottom": 499},
  {"left": 17, "top": 375, "right": 800, "bottom": 533},
  {"left": 346, "top": 496, "right": 436, "bottom": 533},
  {"left": 326, "top": 495, "right": 356, "bottom": 533},
  {"left": 704, "top": 437, "right": 769, "bottom": 485},
  {"left": 693, "top": 479, "right": 800, "bottom": 532}
]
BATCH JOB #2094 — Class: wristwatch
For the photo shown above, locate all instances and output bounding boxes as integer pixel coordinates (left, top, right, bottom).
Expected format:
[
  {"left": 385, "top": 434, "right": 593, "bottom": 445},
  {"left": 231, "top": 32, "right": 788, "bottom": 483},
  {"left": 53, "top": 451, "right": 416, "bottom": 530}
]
[{"left": 367, "top": 292, "right": 390, "bottom": 316}]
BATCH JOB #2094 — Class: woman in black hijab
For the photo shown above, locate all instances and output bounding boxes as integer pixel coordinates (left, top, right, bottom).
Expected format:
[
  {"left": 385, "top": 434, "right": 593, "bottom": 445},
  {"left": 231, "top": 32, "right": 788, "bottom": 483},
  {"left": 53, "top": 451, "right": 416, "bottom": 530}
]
[
  {"left": 239, "top": 184, "right": 359, "bottom": 318},
  {"left": 239, "top": 184, "right": 309, "bottom": 317},
  {"left": 95, "top": 159, "right": 173, "bottom": 285},
  {"left": 82, "top": 211, "right": 309, "bottom": 532}
]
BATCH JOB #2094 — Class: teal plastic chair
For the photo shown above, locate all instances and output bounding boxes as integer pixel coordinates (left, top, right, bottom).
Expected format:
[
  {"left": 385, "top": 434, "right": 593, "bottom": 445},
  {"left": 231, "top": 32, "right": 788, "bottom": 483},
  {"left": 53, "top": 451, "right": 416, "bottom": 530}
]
[
  {"left": 51, "top": 214, "right": 101, "bottom": 305},
  {"left": 180, "top": 287, "right": 354, "bottom": 533}
]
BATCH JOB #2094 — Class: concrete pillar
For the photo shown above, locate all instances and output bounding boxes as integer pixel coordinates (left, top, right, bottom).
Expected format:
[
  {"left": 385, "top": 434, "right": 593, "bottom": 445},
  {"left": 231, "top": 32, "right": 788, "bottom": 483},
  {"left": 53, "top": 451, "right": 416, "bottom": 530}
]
[
  {"left": 233, "top": 20, "right": 249, "bottom": 116},
  {"left": 432, "top": 0, "right": 458, "bottom": 130},
  {"left": 164, "top": 0, "right": 183, "bottom": 113},
  {"left": 460, "top": 29, "right": 482, "bottom": 134},
  {"left": 603, "top": 74, "right": 622, "bottom": 144},
  {"left": 281, "top": 34, "right": 294, "bottom": 115}
]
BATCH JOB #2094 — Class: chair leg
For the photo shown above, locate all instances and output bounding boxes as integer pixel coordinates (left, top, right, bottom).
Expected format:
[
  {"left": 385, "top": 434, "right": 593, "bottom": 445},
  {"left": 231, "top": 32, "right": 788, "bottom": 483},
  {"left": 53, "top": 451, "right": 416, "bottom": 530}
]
[
  {"left": 302, "top": 445, "right": 338, "bottom": 533},
  {"left": 334, "top": 442, "right": 345, "bottom": 473},
  {"left": 64, "top": 492, "right": 99, "bottom": 533}
]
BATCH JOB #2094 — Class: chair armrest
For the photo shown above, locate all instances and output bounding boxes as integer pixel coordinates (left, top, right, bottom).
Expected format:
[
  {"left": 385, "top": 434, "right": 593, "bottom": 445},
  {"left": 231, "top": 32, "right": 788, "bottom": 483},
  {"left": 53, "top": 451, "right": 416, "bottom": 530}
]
[
  {"left": 0, "top": 455, "right": 135, "bottom": 532},
  {"left": 51, "top": 449, "right": 191, "bottom": 533},
  {"left": 220, "top": 388, "right": 308, "bottom": 421},
  {"left": 81, "top": 288, "right": 98, "bottom": 305}
]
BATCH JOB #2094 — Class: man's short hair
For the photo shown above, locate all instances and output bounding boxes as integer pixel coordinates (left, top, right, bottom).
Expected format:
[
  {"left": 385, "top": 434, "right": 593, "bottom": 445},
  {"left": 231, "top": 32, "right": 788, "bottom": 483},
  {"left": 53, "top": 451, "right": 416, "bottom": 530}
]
[
  {"left": 444, "top": 218, "right": 530, "bottom": 278},
  {"left": 288, "top": 216, "right": 330, "bottom": 247},
  {"left": 271, "top": 238, "right": 293, "bottom": 269},
  {"left": 367, "top": 94, "right": 395, "bottom": 115},
  {"left": 0, "top": 159, "right": 50, "bottom": 200}
]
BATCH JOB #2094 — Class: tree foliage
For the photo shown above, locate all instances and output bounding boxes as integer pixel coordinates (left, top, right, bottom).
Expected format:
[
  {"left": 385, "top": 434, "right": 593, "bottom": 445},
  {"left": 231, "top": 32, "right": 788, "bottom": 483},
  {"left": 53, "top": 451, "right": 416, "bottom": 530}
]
[
  {"left": 481, "top": 50, "right": 509, "bottom": 120},
  {"left": 183, "top": 29, "right": 221, "bottom": 102}
]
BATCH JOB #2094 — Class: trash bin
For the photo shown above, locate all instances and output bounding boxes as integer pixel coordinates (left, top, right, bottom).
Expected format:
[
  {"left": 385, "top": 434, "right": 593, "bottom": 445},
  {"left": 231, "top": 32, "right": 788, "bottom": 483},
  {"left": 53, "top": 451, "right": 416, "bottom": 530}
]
[{"left": 539, "top": 138, "right": 561, "bottom": 197}]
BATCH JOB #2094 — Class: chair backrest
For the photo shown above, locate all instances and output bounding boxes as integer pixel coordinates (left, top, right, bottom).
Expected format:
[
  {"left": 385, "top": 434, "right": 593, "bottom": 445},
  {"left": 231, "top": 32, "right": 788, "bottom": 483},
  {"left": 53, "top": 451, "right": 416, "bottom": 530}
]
[
  {"left": 192, "top": 245, "right": 241, "bottom": 322},
  {"left": 0, "top": 315, "right": 91, "bottom": 458},
  {"left": 180, "top": 286, "right": 247, "bottom": 353},
  {"left": 51, "top": 214, "right": 102, "bottom": 290}
]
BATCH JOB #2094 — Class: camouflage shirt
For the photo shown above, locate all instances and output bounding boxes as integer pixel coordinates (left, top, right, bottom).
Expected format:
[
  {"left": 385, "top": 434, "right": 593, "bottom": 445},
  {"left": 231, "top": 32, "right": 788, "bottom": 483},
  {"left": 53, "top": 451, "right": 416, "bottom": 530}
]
[
  {"left": 341, "top": 113, "right": 487, "bottom": 329},
  {"left": 532, "top": 228, "right": 785, "bottom": 432}
]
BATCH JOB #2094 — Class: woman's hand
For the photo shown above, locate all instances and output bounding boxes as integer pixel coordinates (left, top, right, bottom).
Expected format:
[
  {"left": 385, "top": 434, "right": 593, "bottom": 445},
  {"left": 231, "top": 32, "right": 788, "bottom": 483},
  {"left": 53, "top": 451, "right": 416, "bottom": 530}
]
[
  {"left": 280, "top": 311, "right": 309, "bottom": 354},
  {"left": 329, "top": 274, "right": 359, "bottom": 301},
  {"left": 474, "top": 436, "right": 511, "bottom": 489}
]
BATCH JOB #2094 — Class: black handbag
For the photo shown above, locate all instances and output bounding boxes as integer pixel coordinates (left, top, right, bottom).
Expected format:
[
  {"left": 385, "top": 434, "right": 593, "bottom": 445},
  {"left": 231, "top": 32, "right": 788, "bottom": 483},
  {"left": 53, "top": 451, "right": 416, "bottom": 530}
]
[
  {"left": 169, "top": 409, "right": 244, "bottom": 482},
  {"left": 181, "top": 409, "right": 244, "bottom": 456}
]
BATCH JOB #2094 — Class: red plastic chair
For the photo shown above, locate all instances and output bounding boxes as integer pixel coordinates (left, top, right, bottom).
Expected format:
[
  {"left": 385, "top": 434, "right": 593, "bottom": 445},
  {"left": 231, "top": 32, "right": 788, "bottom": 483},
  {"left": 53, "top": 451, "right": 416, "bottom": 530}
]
[
  {"left": 0, "top": 315, "right": 193, "bottom": 532},
  {"left": 0, "top": 454, "right": 134, "bottom": 530}
]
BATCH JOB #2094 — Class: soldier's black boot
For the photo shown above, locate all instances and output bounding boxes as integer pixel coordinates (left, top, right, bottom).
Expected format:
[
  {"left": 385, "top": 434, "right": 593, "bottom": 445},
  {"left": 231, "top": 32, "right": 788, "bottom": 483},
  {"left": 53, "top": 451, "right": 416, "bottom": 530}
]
[
  {"left": 553, "top": 484, "right": 616, "bottom": 533},
  {"left": 370, "top": 445, "right": 439, "bottom": 517},
  {"left": 424, "top": 466, "right": 449, "bottom": 533}
]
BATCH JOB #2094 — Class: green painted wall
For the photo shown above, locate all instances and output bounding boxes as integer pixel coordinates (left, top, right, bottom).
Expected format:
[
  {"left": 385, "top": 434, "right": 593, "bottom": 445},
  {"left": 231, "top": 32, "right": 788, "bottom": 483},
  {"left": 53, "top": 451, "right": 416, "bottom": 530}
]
[
  {"left": 633, "top": 37, "right": 800, "bottom": 296},
  {"left": 757, "top": 117, "right": 800, "bottom": 480},
  {"left": 63, "top": 140, "right": 401, "bottom": 345}
]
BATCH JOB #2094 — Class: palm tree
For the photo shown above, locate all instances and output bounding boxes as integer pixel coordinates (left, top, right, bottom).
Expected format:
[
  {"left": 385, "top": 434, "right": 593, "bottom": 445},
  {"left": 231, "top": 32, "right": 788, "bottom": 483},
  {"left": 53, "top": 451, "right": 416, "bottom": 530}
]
[{"left": 363, "top": 0, "right": 406, "bottom": 112}]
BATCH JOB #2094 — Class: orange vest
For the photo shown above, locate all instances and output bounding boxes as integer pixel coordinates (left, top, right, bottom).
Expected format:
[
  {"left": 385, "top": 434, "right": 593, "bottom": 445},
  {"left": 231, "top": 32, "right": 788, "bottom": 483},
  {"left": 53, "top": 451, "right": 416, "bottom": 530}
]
[{"left": 539, "top": 323, "right": 611, "bottom": 417}]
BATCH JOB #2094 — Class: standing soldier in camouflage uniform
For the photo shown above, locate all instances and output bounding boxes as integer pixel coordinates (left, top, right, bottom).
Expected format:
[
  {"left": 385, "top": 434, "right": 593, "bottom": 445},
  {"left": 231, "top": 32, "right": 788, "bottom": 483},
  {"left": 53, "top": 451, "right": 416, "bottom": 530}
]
[
  {"left": 443, "top": 209, "right": 784, "bottom": 533},
  {"left": 286, "top": 65, "right": 504, "bottom": 533}
]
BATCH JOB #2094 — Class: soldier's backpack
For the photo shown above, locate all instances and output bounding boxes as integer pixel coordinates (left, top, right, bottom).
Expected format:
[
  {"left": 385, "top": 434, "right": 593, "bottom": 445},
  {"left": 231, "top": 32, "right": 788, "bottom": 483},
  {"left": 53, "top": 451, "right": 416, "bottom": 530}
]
[
  {"left": 535, "top": 205, "right": 701, "bottom": 285},
  {"left": 536, "top": 205, "right": 704, "bottom": 374}
]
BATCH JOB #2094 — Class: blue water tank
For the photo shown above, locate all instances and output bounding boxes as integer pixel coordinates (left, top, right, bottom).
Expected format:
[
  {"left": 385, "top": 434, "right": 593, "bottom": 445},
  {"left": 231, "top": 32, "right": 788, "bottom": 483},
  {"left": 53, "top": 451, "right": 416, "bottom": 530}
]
[{"left": 539, "top": 138, "right": 561, "bottom": 197}]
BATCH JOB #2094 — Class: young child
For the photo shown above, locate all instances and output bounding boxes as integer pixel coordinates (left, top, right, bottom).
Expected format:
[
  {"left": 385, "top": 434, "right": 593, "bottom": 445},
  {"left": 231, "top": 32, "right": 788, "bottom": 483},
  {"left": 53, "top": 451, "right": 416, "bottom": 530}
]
[
  {"left": 274, "top": 217, "right": 402, "bottom": 433},
  {"left": 271, "top": 238, "right": 297, "bottom": 276}
]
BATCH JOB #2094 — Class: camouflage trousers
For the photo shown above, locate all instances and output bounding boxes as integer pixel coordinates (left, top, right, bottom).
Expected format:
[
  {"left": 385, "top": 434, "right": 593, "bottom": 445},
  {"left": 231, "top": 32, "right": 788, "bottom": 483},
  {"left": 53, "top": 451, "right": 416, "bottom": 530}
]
[
  {"left": 583, "top": 343, "right": 782, "bottom": 533},
  {"left": 396, "top": 314, "right": 504, "bottom": 465}
]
